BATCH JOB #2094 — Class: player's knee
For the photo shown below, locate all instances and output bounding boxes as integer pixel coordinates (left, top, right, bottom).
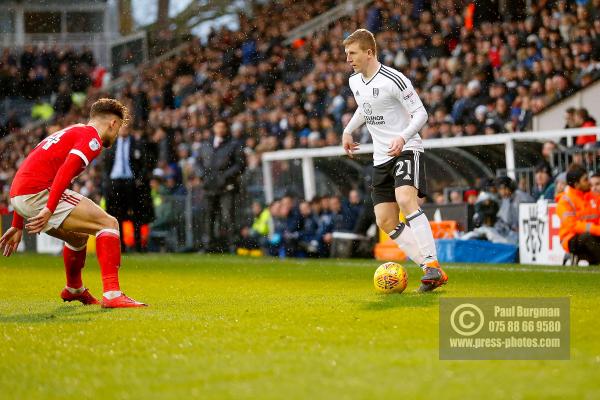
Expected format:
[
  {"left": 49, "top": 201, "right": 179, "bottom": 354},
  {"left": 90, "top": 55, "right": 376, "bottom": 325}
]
[
  {"left": 396, "top": 194, "right": 416, "bottom": 213},
  {"left": 102, "top": 215, "right": 119, "bottom": 231},
  {"left": 70, "top": 234, "right": 89, "bottom": 249},
  {"left": 376, "top": 215, "right": 397, "bottom": 233}
]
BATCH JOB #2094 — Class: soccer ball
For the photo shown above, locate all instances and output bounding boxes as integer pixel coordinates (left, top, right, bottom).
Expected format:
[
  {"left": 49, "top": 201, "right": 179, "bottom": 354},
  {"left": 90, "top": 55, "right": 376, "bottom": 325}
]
[{"left": 373, "top": 262, "right": 408, "bottom": 293}]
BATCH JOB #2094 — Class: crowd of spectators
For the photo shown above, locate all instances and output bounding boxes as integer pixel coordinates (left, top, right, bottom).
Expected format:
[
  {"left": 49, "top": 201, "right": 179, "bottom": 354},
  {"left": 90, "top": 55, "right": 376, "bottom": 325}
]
[
  {"left": 427, "top": 120, "right": 600, "bottom": 247},
  {"left": 108, "top": 0, "right": 600, "bottom": 156},
  {"left": 0, "top": 45, "right": 98, "bottom": 102},
  {"left": 0, "top": 45, "right": 102, "bottom": 133},
  {"left": 238, "top": 191, "right": 367, "bottom": 257},
  {"left": 1, "top": 0, "right": 600, "bottom": 256}
]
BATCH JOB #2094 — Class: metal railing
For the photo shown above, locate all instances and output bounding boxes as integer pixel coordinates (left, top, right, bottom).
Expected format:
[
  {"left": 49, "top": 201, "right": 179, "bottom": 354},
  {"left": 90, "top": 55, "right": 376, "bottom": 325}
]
[
  {"left": 551, "top": 146, "right": 600, "bottom": 174},
  {"left": 146, "top": 189, "right": 254, "bottom": 253},
  {"left": 262, "top": 127, "right": 600, "bottom": 203},
  {"left": 496, "top": 167, "right": 537, "bottom": 193}
]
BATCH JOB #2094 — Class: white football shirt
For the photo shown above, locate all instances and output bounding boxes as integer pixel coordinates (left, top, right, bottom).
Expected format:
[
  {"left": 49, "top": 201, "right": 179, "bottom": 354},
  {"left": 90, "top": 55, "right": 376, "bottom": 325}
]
[{"left": 348, "top": 64, "right": 425, "bottom": 165}]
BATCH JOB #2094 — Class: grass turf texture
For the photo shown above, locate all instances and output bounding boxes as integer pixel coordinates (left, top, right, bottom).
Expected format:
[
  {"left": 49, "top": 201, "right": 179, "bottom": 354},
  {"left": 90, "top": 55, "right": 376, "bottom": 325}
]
[{"left": 1, "top": 254, "right": 599, "bottom": 400}]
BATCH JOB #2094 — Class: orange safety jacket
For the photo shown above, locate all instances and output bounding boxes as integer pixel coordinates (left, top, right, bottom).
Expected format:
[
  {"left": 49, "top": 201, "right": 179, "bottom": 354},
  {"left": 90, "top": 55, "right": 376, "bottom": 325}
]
[{"left": 556, "top": 186, "right": 600, "bottom": 252}]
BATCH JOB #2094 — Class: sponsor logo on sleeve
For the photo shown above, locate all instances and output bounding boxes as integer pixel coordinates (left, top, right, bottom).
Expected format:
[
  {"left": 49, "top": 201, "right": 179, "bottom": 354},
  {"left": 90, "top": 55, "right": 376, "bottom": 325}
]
[
  {"left": 89, "top": 138, "right": 100, "bottom": 151},
  {"left": 403, "top": 91, "right": 417, "bottom": 106}
]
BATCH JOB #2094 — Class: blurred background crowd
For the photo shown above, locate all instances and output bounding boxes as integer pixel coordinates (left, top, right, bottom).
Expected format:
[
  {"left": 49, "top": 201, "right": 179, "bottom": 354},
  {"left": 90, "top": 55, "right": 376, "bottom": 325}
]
[{"left": 1, "top": 0, "right": 599, "bottom": 256}]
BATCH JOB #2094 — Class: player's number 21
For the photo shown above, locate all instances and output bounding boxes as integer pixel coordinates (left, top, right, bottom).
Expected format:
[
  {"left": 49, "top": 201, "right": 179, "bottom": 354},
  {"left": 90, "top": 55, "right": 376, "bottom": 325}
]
[{"left": 394, "top": 160, "right": 411, "bottom": 177}]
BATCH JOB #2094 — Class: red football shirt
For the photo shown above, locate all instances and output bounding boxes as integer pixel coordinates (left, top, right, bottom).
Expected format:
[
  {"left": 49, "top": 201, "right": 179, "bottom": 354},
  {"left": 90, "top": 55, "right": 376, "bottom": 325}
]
[{"left": 10, "top": 124, "right": 103, "bottom": 197}]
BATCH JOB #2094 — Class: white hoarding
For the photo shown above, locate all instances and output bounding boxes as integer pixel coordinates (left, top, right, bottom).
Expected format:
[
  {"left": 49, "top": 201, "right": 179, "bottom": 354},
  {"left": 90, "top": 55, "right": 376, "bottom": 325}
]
[{"left": 519, "top": 202, "right": 565, "bottom": 265}]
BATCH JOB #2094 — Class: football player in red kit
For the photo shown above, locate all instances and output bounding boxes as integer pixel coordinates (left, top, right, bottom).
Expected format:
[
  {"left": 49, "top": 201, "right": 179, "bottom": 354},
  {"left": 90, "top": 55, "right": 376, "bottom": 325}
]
[{"left": 0, "top": 98, "right": 146, "bottom": 308}]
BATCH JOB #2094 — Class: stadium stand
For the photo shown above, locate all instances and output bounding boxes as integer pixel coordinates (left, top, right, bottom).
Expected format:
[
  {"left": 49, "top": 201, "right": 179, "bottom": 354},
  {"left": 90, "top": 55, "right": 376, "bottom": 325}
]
[
  {"left": 1, "top": 0, "right": 600, "bottom": 257},
  {"left": 0, "top": 46, "right": 99, "bottom": 126}
]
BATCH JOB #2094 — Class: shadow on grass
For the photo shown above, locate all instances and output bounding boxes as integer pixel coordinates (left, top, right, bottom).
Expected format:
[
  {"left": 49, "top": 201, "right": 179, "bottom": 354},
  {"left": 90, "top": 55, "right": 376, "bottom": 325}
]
[
  {"left": 0, "top": 304, "right": 107, "bottom": 324},
  {"left": 360, "top": 290, "right": 444, "bottom": 311}
]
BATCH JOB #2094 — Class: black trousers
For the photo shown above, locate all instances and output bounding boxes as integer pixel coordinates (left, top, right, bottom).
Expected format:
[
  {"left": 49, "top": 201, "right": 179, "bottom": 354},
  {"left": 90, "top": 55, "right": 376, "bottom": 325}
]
[
  {"left": 106, "top": 178, "right": 144, "bottom": 251},
  {"left": 203, "top": 191, "right": 236, "bottom": 252},
  {"left": 568, "top": 233, "right": 600, "bottom": 265}
]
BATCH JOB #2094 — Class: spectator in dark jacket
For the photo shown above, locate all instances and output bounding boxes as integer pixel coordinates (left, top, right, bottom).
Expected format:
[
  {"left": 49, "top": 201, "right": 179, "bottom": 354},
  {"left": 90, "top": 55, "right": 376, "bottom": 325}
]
[
  {"left": 102, "top": 128, "right": 155, "bottom": 251},
  {"left": 298, "top": 200, "right": 319, "bottom": 256},
  {"left": 344, "top": 189, "right": 363, "bottom": 231},
  {"left": 196, "top": 120, "right": 246, "bottom": 252},
  {"left": 53, "top": 82, "right": 72, "bottom": 117}
]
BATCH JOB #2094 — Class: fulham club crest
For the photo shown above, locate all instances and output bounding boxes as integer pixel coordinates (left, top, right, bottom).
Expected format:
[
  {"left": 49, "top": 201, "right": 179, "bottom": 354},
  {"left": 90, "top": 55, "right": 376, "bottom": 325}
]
[{"left": 373, "top": 88, "right": 379, "bottom": 98}]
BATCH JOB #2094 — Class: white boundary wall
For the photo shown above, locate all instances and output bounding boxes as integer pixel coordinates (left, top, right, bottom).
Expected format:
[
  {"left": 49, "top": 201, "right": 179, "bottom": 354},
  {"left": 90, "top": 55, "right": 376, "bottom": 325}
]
[{"left": 533, "top": 80, "right": 600, "bottom": 132}]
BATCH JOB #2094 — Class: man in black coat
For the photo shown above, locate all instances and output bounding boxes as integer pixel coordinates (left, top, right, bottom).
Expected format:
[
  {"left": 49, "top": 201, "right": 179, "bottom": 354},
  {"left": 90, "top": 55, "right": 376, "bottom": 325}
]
[
  {"left": 196, "top": 120, "right": 246, "bottom": 252},
  {"left": 102, "top": 128, "right": 155, "bottom": 251}
]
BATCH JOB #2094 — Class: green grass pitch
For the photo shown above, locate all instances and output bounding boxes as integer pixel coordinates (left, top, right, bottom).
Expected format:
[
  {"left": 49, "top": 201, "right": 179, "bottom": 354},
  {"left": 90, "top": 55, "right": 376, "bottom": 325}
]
[{"left": 1, "top": 254, "right": 599, "bottom": 399}]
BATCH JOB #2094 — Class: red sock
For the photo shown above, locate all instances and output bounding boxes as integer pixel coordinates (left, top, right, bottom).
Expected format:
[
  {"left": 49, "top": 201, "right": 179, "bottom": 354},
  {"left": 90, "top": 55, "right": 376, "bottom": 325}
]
[
  {"left": 63, "top": 243, "right": 86, "bottom": 289},
  {"left": 96, "top": 229, "right": 121, "bottom": 293}
]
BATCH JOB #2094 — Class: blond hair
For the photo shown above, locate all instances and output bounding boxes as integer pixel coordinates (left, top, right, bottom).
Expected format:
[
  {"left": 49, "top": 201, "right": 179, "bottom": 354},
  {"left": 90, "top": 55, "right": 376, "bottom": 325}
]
[{"left": 343, "top": 29, "right": 377, "bottom": 55}]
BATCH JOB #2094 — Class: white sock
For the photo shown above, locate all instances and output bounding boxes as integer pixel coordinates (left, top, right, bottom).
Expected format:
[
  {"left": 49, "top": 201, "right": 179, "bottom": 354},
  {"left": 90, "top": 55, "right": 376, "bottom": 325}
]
[
  {"left": 406, "top": 209, "right": 437, "bottom": 265},
  {"left": 66, "top": 286, "right": 84, "bottom": 294},
  {"left": 103, "top": 290, "right": 122, "bottom": 299},
  {"left": 388, "top": 222, "right": 426, "bottom": 266}
]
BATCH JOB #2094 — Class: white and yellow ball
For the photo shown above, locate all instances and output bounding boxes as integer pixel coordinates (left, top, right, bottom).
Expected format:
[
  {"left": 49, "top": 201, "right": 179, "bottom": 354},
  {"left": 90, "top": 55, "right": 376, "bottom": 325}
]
[{"left": 373, "top": 262, "right": 408, "bottom": 293}]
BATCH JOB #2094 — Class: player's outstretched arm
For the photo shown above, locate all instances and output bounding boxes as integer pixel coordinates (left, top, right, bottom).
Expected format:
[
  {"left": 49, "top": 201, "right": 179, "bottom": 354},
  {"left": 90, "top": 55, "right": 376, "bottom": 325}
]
[
  {"left": 1, "top": 211, "right": 24, "bottom": 256},
  {"left": 0, "top": 227, "right": 23, "bottom": 257}
]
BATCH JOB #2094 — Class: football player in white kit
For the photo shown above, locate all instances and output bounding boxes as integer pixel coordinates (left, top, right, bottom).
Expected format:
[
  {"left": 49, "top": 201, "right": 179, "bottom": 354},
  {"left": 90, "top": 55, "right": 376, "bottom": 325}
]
[{"left": 341, "top": 29, "right": 448, "bottom": 292}]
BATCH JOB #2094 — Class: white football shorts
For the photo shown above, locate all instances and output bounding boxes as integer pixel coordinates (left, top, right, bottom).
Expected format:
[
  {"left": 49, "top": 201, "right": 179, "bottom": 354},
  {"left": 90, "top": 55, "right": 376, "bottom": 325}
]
[{"left": 11, "top": 189, "right": 83, "bottom": 232}]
